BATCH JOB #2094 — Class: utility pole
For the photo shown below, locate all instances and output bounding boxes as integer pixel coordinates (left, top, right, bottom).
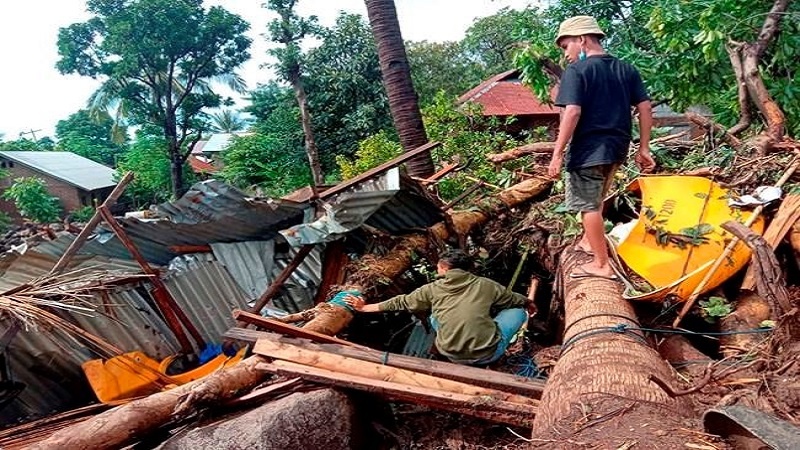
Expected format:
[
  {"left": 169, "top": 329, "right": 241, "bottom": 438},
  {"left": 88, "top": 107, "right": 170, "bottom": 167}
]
[{"left": 19, "top": 129, "right": 42, "bottom": 141}]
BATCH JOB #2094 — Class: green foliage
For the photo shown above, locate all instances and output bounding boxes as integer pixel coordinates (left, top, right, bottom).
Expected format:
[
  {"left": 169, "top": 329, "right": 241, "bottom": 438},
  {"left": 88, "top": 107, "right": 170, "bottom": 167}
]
[
  {"left": 406, "top": 40, "right": 486, "bottom": 107},
  {"left": 116, "top": 136, "right": 192, "bottom": 206},
  {"left": 220, "top": 133, "right": 311, "bottom": 197},
  {"left": 699, "top": 296, "right": 733, "bottom": 323},
  {"left": 421, "top": 92, "right": 527, "bottom": 200},
  {"left": 336, "top": 131, "right": 402, "bottom": 180},
  {"left": 304, "top": 13, "right": 393, "bottom": 170},
  {"left": 264, "top": 0, "right": 320, "bottom": 81},
  {"left": 208, "top": 109, "right": 250, "bottom": 133},
  {"left": 463, "top": 7, "right": 547, "bottom": 76},
  {"left": 56, "top": 109, "right": 127, "bottom": 166},
  {"left": 0, "top": 137, "right": 55, "bottom": 151},
  {"left": 57, "top": 0, "right": 252, "bottom": 196},
  {"left": 70, "top": 205, "right": 96, "bottom": 223},
  {"left": 513, "top": 0, "right": 800, "bottom": 137},
  {"left": 2, "top": 177, "right": 62, "bottom": 223}
]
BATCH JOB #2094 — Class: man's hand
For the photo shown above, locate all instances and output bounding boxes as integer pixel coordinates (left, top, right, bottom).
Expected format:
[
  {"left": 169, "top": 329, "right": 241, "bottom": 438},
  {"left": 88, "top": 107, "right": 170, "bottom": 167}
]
[
  {"left": 634, "top": 147, "right": 656, "bottom": 173},
  {"left": 548, "top": 154, "right": 564, "bottom": 179},
  {"left": 343, "top": 294, "right": 366, "bottom": 311}
]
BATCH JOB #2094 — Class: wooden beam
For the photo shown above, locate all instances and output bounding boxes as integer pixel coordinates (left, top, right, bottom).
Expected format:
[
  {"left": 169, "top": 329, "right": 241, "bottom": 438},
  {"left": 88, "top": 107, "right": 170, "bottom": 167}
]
[
  {"left": 97, "top": 206, "right": 201, "bottom": 353},
  {"left": 168, "top": 244, "right": 213, "bottom": 254},
  {"left": 225, "top": 327, "right": 545, "bottom": 398},
  {"left": 253, "top": 337, "right": 538, "bottom": 407},
  {"left": 51, "top": 172, "right": 134, "bottom": 275},
  {"left": 260, "top": 359, "right": 536, "bottom": 428},
  {"left": 232, "top": 310, "right": 368, "bottom": 349},
  {"left": 245, "top": 245, "right": 315, "bottom": 318},
  {"left": 319, "top": 141, "right": 440, "bottom": 200},
  {"left": 741, "top": 194, "right": 800, "bottom": 290}
]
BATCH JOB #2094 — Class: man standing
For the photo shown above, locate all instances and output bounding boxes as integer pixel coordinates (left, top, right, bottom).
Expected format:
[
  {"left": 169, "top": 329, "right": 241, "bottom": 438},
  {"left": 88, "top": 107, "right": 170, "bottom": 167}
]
[
  {"left": 549, "top": 16, "right": 656, "bottom": 280},
  {"left": 345, "top": 249, "right": 536, "bottom": 365}
]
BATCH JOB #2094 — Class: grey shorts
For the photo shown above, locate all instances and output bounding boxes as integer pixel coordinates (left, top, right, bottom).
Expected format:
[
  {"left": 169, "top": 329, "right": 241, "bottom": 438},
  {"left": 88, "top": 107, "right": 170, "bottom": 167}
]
[{"left": 565, "top": 163, "right": 619, "bottom": 212}]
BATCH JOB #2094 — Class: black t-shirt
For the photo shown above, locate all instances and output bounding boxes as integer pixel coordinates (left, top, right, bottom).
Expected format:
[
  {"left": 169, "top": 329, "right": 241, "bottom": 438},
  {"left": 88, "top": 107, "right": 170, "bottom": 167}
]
[{"left": 555, "top": 54, "right": 649, "bottom": 170}]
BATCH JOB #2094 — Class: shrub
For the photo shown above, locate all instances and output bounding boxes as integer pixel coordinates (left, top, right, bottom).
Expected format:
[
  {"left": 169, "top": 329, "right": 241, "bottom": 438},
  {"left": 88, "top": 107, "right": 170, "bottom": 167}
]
[{"left": 2, "top": 177, "right": 61, "bottom": 224}]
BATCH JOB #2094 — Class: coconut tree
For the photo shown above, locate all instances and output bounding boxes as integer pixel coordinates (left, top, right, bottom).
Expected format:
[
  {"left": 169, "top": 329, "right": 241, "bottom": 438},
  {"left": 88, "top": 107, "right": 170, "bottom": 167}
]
[{"left": 364, "top": 0, "right": 434, "bottom": 178}]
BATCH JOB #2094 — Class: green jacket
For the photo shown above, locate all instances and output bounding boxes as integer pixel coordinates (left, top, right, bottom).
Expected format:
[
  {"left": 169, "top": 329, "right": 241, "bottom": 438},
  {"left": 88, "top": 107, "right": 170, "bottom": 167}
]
[{"left": 377, "top": 269, "right": 528, "bottom": 362}]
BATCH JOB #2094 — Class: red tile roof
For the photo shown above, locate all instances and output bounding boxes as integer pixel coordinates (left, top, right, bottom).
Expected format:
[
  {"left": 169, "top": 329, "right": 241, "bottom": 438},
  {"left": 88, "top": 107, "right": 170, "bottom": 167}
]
[
  {"left": 458, "top": 69, "right": 558, "bottom": 116},
  {"left": 188, "top": 155, "right": 216, "bottom": 174}
]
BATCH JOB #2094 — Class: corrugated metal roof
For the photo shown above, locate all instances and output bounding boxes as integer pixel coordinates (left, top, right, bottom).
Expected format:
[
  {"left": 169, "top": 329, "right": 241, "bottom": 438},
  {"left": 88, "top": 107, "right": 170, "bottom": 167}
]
[
  {"left": 210, "top": 241, "right": 320, "bottom": 314},
  {"left": 0, "top": 151, "right": 116, "bottom": 191},
  {"left": 1, "top": 258, "right": 252, "bottom": 422},
  {"left": 162, "top": 260, "right": 251, "bottom": 345},
  {"left": 281, "top": 168, "right": 442, "bottom": 246},
  {"left": 0, "top": 249, "right": 141, "bottom": 292},
  {"left": 30, "top": 181, "right": 309, "bottom": 266}
]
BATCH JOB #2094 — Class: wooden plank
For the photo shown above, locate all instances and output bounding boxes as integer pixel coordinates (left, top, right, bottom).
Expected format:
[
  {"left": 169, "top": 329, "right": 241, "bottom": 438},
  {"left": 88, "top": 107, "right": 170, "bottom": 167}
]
[
  {"left": 225, "top": 327, "right": 545, "bottom": 398},
  {"left": 319, "top": 141, "right": 440, "bottom": 200},
  {"left": 232, "top": 310, "right": 369, "bottom": 350},
  {"left": 261, "top": 359, "right": 535, "bottom": 428},
  {"left": 741, "top": 194, "right": 800, "bottom": 290},
  {"left": 253, "top": 338, "right": 538, "bottom": 407},
  {"left": 98, "top": 206, "right": 201, "bottom": 353}
]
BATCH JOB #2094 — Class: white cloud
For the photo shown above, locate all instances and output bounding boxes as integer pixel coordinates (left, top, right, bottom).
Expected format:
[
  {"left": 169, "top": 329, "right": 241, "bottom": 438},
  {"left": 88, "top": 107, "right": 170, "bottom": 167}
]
[{"left": 0, "top": 0, "right": 535, "bottom": 140}]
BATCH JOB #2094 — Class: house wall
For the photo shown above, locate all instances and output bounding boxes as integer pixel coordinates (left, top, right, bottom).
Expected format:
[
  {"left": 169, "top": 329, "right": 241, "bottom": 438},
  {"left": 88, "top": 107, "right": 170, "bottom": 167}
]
[{"left": 0, "top": 158, "right": 109, "bottom": 221}]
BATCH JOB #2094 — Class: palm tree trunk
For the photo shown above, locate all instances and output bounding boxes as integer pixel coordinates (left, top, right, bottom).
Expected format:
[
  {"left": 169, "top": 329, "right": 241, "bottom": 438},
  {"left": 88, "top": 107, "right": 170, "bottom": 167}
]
[
  {"left": 365, "top": 0, "right": 434, "bottom": 178},
  {"left": 532, "top": 249, "right": 690, "bottom": 437}
]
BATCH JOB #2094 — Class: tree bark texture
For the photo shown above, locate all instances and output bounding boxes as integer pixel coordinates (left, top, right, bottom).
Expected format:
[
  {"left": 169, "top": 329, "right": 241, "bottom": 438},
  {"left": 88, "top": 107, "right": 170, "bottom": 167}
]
[
  {"left": 365, "top": 0, "right": 434, "bottom": 177},
  {"left": 531, "top": 248, "right": 688, "bottom": 435},
  {"left": 290, "top": 69, "right": 324, "bottom": 186},
  {"left": 486, "top": 142, "right": 556, "bottom": 164},
  {"left": 30, "top": 356, "right": 268, "bottom": 450}
]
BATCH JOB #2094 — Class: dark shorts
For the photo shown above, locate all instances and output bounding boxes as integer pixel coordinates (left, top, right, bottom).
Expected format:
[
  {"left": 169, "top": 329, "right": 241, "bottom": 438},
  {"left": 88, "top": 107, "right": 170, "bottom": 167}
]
[{"left": 565, "top": 163, "right": 620, "bottom": 212}]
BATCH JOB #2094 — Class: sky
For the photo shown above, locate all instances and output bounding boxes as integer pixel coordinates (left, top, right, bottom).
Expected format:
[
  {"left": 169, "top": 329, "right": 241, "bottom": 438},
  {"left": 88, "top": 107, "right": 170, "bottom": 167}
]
[{"left": 0, "top": 0, "right": 538, "bottom": 141}]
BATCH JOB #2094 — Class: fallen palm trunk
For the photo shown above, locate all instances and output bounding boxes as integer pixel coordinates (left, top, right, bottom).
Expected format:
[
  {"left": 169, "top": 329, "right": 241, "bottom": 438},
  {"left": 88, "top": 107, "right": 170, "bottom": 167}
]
[
  {"left": 258, "top": 359, "right": 535, "bottom": 427},
  {"left": 226, "top": 327, "right": 545, "bottom": 397},
  {"left": 531, "top": 248, "right": 688, "bottom": 436},
  {"left": 291, "top": 177, "right": 551, "bottom": 336},
  {"left": 252, "top": 335, "right": 538, "bottom": 407},
  {"left": 30, "top": 356, "right": 268, "bottom": 450}
]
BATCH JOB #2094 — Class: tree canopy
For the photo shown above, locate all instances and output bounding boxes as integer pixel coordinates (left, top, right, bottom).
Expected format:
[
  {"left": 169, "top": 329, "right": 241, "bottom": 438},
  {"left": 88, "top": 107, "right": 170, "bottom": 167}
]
[
  {"left": 56, "top": 0, "right": 251, "bottom": 197},
  {"left": 55, "top": 109, "right": 127, "bottom": 166}
]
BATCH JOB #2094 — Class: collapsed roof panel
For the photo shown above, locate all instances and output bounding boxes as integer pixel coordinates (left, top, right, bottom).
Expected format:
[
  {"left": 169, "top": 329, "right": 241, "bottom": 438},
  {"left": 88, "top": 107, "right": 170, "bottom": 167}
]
[{"left": 281, "top": 168, "right": 443, "bottom": 246}]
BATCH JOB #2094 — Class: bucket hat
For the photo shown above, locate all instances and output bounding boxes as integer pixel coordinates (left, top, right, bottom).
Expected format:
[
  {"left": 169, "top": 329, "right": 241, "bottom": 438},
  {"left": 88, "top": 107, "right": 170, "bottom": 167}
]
[{"left": 555, "top": 16, "right": 605, "bottom": 45}]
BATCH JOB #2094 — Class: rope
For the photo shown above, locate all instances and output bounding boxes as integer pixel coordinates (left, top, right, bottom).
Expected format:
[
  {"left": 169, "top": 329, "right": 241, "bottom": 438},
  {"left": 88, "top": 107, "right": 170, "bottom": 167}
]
[
  {"left": 560, "top": 323, "right": 774, "bottom": 356},
  {"left": 560, "top": 324, "right": 650, "bottom": 356}
]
